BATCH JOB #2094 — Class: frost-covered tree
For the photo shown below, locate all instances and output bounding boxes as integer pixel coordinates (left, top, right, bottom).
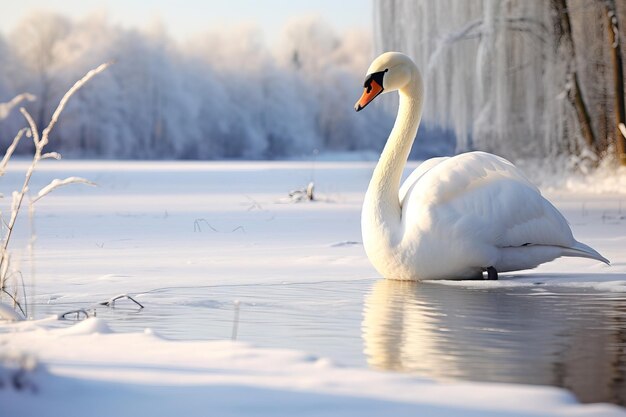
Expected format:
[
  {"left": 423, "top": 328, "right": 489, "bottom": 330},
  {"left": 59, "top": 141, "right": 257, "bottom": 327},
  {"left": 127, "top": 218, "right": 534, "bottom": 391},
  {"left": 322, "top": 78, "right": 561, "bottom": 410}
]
[
  {"left": 9, "top": 12, "right": 71, "bottom": 131},
  {"left": 277, "top": 16, "right": 392, "bottom": 152},
  {"left": 602, "top": 0, "right": 626, "bottom": 164},
  {"left": 374, "top": 0, "right": 626, "bottom": 166},
  {"left": 0, "top": 12, "right": 390, "bottom": 160},
  {"left": 551, "top": 0, "right": 596, "bottom": 154}
]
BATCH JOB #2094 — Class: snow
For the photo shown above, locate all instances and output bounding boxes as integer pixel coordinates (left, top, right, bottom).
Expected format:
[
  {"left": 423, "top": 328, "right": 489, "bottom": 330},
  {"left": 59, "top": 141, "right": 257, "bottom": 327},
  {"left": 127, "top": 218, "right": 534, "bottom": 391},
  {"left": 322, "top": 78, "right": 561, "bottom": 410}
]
[
  {"left": 1, "top": 159, "right": 626, "bottom": 416},
  {"left": 2, "top": 317, "right": 624, "bottom": 417}
]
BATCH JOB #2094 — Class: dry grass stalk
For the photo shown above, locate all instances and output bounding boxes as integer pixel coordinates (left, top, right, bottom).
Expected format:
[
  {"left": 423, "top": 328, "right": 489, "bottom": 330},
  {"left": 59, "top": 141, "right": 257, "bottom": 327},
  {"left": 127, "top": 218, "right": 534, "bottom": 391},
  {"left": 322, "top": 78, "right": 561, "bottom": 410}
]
[{"left": 0, "top": 63, "right": 111, "bottom": 318}]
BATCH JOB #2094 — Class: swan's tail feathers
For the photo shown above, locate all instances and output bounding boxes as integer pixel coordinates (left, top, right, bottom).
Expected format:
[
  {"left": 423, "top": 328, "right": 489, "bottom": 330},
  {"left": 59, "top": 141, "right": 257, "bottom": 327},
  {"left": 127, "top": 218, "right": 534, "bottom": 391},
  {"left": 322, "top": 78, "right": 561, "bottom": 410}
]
[{"left": 562, "top": 241, "right": 610, "bottom": 265}]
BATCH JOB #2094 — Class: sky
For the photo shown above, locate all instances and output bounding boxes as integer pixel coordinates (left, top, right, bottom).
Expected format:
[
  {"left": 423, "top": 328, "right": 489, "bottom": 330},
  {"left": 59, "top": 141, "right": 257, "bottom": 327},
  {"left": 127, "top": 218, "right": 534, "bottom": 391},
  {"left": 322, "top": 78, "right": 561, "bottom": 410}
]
[{"left": 0, "top": 0, "right": 373, "bottom": 43}]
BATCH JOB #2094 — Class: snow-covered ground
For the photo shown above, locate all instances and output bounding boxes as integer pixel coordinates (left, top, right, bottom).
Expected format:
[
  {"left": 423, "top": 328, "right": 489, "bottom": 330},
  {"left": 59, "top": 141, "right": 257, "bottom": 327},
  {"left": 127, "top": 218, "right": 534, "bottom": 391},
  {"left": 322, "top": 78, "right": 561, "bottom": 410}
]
[{"left": 1, "top": 160, "right": 626, "bottom": 416}]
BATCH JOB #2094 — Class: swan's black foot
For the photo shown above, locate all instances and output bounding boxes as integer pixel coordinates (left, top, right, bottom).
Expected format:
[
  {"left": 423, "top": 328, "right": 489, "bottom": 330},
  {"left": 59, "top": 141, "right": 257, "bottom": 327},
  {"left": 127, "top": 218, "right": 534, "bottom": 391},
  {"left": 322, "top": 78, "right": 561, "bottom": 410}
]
[{"left": 486, "top": 266, "right": 498, "bottom": 280}]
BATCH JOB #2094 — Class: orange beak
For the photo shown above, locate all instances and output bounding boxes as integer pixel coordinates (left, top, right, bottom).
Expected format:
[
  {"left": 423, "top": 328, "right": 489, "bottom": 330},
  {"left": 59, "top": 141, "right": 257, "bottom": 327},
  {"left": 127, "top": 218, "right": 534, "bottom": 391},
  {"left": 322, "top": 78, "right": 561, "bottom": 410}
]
[
  {"left": 355, "top": 80, "right": 384, "bottom": 112},
  {"left": 355, "top": 70, "right": 387, "bottom": 112}
]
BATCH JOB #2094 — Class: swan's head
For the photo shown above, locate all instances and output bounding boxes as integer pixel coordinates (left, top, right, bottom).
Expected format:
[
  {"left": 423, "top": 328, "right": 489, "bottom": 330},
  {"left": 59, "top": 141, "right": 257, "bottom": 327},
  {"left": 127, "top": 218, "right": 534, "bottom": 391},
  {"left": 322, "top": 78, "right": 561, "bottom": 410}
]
[{"left": 355, "top": 52, "right": 416, "bottom": 112}]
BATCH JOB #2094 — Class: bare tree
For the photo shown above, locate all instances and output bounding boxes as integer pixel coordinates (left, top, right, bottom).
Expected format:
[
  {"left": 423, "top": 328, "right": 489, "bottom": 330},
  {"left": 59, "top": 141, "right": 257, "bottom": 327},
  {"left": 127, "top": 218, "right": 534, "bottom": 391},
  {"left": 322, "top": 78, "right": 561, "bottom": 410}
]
[
  {"left": 551, "top": 0, "right": 598, "bottom": 155},
  {"left": 603, "top": 0, "right": 626, "bottom": 165}
]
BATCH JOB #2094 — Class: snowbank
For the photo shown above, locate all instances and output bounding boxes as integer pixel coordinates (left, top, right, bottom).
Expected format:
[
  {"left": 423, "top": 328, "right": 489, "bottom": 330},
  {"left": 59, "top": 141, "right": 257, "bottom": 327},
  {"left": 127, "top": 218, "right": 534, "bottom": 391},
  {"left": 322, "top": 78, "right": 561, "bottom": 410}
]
[{"left": 1, "top": 317, "right": 624, "bottom": 417}]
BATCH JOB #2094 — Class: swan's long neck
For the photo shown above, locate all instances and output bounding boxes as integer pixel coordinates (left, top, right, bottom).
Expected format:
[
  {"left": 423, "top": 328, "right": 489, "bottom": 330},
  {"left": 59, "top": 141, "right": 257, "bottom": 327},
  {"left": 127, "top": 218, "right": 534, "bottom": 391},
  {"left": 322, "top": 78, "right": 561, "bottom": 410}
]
[{"left": 365, "top": 72, "right": 424, "bottom": 239}]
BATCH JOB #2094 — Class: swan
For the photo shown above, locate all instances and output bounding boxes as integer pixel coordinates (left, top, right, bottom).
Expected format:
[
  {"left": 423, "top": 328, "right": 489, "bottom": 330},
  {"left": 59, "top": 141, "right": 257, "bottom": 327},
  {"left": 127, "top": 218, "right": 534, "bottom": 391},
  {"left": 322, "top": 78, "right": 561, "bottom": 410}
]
[{"left": 355, "top": 52, "right": 609, "bottom": 280}]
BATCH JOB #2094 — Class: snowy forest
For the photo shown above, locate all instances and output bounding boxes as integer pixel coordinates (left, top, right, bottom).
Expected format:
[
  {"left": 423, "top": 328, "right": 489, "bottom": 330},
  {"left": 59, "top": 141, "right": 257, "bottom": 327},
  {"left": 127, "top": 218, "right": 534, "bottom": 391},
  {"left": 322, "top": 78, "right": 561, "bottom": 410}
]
[
  {"left": 375, "top": 0, "right": 626, "bottom": 167},
  {"left": 2, "top": 3, "right": 626, "bottom": 166},
  {"left": 0, "top": 12, "right": 391, "bottom": 159}
]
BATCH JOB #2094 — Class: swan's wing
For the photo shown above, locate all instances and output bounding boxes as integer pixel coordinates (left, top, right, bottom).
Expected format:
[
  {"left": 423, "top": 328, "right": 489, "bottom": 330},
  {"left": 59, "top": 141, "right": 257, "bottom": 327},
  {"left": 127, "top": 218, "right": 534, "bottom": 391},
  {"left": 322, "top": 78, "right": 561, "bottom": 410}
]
[
  {"left": 402, "top": 152, "right": 575, "bottom": 249},
  {"left": 399, "top": 157, "right": 449, "bottom": 205},
  {"left": 403, "top": 152, "right": 539, "bottom": 203}
]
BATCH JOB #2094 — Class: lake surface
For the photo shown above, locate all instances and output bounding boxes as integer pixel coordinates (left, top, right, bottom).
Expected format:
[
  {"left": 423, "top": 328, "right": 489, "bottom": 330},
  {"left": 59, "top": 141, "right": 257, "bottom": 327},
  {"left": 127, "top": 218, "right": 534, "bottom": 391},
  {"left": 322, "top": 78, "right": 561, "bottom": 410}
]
[{"left": 34, "top": 278, "right": 626, "bottom": 406}]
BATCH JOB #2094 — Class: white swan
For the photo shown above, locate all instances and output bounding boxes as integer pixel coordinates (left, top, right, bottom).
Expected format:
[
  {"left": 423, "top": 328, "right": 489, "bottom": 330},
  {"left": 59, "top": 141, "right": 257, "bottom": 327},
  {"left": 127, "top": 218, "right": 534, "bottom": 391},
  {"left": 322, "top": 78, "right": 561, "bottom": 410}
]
[{"left": 355, "top": 52, "right": 608, "bottom": 280}]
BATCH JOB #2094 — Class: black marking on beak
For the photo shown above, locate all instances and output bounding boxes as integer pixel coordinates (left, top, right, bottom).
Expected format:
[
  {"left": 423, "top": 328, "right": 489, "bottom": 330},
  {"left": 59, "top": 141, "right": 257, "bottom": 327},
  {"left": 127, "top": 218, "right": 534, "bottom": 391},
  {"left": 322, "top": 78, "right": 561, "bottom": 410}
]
[
  {"left": 363, "top": 69, "right": 387, "bottom": 92},
  {"left": 355, "top": 69, "right": 388, "bottom": 112}
]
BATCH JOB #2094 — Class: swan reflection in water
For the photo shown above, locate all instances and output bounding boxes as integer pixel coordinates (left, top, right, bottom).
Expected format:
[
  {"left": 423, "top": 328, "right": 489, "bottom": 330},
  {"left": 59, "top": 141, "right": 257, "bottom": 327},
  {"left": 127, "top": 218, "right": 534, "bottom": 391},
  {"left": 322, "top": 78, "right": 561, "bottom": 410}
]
[{"left": 362, "top": 279, "right": 626, "bottom": 405}]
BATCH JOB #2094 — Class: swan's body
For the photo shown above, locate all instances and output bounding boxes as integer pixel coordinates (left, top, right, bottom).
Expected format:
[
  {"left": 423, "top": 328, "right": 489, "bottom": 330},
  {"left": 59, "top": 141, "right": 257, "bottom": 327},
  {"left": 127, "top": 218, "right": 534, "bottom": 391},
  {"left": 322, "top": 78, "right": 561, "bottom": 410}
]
[{"left": 356, "top": 52, "right": 608, "bottom": 280}]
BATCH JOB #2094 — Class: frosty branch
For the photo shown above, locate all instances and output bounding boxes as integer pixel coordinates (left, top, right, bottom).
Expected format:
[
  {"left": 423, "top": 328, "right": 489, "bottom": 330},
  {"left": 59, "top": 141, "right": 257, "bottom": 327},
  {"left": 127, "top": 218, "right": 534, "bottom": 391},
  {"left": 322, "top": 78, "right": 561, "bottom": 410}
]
[
  {"left": 438, "top": 17, "right": 549, "bottom": 45},
  {"left": 0, "top": 93, "right": 35, "bottom": 121}
]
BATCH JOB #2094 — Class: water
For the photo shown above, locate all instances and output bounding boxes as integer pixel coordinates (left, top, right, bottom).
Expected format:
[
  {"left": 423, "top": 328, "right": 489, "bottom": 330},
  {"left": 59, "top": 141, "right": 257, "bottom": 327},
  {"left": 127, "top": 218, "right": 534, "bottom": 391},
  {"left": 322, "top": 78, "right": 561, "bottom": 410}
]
[
  {"left": 34, "top": 279, "right": 626, "bottom": 405},
  {"left": 363, "top": 281, "right": 626, "bottom": 405}
]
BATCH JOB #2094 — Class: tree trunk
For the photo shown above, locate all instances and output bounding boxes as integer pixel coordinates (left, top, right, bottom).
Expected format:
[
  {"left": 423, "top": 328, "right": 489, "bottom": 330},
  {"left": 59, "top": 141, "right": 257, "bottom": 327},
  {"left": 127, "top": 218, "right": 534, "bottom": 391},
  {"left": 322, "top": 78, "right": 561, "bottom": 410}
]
[
  {"left": 570, "top": 74, "right": 596, "bottom": 154},
  {"left": 551, "top": 0, "right": 597, "bottom": 155},
  {"left": 604, "top": 0, "right": 626, "bottom": 165}
]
